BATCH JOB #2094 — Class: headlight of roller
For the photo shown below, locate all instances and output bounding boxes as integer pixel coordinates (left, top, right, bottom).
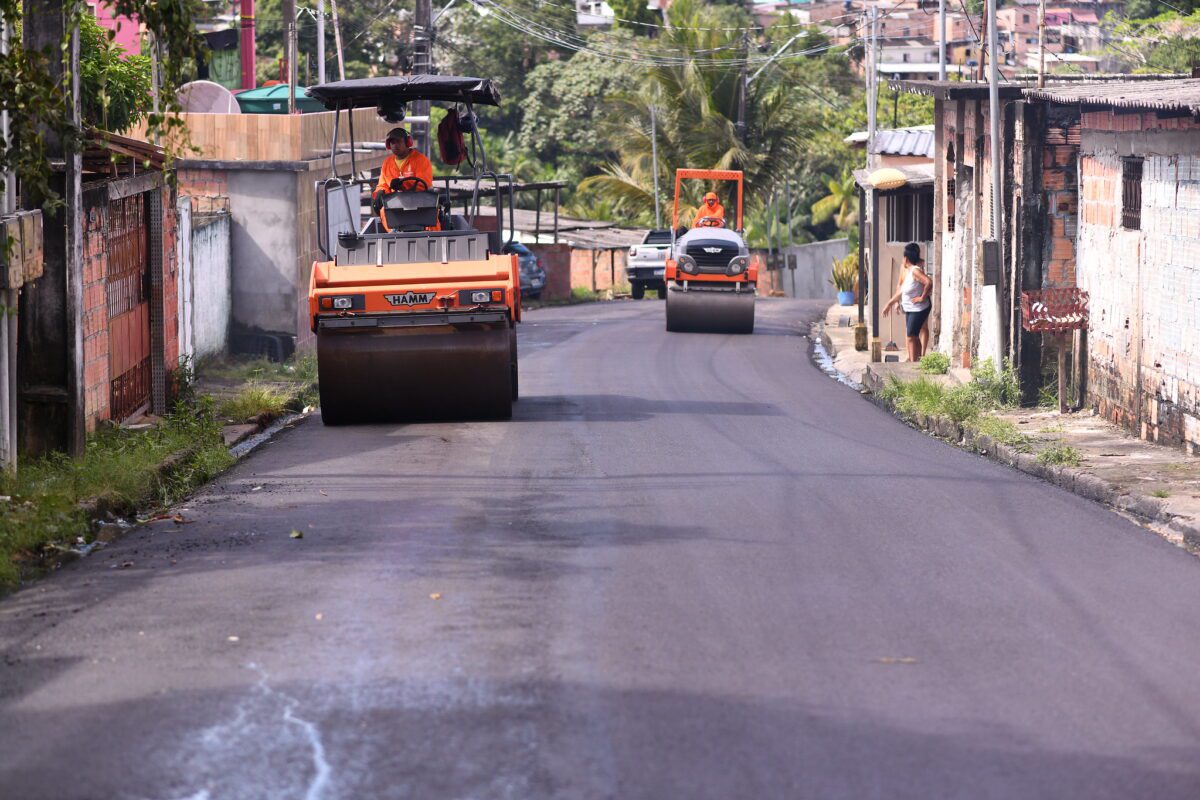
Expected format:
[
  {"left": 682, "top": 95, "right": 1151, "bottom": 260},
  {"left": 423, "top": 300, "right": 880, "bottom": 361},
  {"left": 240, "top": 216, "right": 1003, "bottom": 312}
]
[
  {"left": 677, "top": 255, "right": 698, "bottom": 275},
  {"left": 727, "top": 256, "right": 750, "bottom": 276}
]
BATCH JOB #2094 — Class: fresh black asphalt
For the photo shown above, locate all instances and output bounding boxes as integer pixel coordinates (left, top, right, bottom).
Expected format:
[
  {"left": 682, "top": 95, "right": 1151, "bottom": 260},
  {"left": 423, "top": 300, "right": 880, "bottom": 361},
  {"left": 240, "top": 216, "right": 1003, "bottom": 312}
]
[{"left": 2, "top": 298, "right": 1199, "bottom": 799}]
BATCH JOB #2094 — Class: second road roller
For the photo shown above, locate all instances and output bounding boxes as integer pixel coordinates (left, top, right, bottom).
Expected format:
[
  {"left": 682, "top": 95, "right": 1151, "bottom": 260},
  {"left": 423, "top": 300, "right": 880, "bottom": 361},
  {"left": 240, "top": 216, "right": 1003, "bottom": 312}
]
[
  {"left": 305, "top": 75, "right": 520, "bottom": 424},
  {"left": 663, "top": 169, "right": 756, "bottom": 334}
]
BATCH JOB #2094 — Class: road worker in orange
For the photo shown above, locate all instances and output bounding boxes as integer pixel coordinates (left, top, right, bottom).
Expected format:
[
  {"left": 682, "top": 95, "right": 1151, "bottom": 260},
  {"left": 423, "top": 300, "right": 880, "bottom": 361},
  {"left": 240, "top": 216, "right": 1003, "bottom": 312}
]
[
  {"left": 372, "top": 127, "right": 438, "bottom": 230},
  {"left": 691, "top": 191, "right": 725, "bottom": 228}
]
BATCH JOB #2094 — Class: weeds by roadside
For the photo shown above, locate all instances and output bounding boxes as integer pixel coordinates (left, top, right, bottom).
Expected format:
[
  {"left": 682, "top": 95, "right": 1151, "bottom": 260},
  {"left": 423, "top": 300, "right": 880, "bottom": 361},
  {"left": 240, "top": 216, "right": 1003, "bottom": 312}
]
[
  {"left": 218, "top": 384, "right": 291, "bottom": 423},
  {"left": 0, "top": 399, "right": 233, "bottom": 589},
  {"left": 1037, "top": 444, "right": 1082, "bottom": 467},
  {"left": 878, "top": 358, "right": 1051, "bottom": 458},
  {"left": 918, "top": 352, "right": 950, "bottom": 375}
]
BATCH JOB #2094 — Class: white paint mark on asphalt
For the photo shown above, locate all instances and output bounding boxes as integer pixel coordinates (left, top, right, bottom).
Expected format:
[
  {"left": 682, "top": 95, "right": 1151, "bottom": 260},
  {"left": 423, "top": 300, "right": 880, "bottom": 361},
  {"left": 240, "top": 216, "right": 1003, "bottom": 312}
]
[{"left": 250, "top": 663, "right": 333, "bottom": 800}]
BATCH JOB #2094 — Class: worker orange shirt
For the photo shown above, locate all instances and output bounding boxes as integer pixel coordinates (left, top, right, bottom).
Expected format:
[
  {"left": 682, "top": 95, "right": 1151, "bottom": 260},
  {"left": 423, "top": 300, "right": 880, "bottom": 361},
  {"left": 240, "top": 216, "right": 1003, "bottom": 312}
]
[
  {"left": 375, "top": 150, "right": 434, "bottom": 196},
  {"left": 692, "top": 202, "right": 725, "bottom": 227}
]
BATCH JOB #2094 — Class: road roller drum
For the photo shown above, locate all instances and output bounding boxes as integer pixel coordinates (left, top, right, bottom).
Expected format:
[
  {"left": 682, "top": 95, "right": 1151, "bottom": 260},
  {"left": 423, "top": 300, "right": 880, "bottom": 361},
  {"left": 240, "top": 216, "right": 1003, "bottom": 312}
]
[{"left": 665, "top": 285, "right": 755, "bottom": 334}]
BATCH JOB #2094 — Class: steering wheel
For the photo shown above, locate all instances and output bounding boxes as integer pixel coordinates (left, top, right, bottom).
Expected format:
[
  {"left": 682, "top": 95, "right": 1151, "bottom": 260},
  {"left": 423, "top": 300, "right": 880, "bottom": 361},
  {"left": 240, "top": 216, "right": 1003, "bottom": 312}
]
[
  {"left": 697, "top": 216, "right": 725, "bottom": 228},
  {"left": 389, "top": 176, "right": 430, "bottom": 192}
]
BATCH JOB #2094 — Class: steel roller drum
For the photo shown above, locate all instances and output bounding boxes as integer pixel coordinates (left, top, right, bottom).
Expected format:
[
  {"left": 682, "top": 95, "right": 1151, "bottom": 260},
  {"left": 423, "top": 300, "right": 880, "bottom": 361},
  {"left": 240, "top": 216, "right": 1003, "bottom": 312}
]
[
  {"left": 317, "top": 322, "right": 513, "bottom": 424},
  {"left": 665, "top": 285, "right": 755, "bottom": 334}
]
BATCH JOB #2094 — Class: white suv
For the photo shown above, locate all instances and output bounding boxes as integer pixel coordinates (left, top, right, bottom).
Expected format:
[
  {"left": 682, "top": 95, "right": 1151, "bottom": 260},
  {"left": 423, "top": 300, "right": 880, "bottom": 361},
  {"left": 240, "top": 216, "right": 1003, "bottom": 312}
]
[{"left": 627, "top": 229, "right": 672, "bottom": 299}]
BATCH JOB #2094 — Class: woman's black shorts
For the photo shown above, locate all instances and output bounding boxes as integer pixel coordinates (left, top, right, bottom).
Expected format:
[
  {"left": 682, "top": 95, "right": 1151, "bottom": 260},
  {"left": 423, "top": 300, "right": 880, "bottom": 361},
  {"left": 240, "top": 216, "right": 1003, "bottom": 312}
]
[{"left": 905, "top": 305, "right": 931, "bottom": 338}]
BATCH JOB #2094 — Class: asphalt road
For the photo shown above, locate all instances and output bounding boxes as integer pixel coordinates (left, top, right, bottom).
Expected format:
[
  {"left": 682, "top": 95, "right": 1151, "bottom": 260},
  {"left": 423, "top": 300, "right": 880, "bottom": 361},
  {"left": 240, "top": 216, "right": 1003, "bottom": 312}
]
[{"left": 3, "top": 298, "right": 1200, "bottom": 800}]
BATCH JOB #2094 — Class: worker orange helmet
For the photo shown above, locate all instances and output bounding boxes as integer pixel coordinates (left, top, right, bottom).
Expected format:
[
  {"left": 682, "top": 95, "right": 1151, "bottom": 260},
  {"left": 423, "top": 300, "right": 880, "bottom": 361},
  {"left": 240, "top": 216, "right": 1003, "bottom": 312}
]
[{"left": 704, "top": 191, "right": 718, "bottom": 203}]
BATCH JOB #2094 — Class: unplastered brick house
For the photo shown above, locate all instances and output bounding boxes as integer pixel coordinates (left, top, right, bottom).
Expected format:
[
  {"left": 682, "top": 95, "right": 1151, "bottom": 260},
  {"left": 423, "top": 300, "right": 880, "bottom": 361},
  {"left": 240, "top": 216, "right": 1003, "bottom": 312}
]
[{"left": 894, "top": 76, "right": 1200, "bottom": 454}]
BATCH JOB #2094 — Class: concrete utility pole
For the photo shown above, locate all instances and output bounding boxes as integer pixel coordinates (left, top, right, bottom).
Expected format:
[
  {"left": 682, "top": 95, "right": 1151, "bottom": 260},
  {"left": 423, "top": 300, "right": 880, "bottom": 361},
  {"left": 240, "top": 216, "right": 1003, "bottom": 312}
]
[
  {"left": 0, "top": 10, "right": 15, "bottom": 472},
  {"left": 650, "top": 105, "right": 661, "bottom": 229},
  {"left": 283, "top": 0, "right": 296, "bottom": 112},
  {"left": 317, "top": 0, "right": 326, "bottom": 85},
  {"left": 987, "top": 0, "right": 1001, "bottom": 242},
  {"left": 1037, "top": 0, "right": 1047, "bottom": 88},
  {"left": 240, "top": 0, "right": 256, "bottom": 90},
  {"left": 866, "top": 7, "right": 878, "bottom": 170},
  {"left": 413, "top": 0, "right": 433, "bottom": 154},
  {"left": 331, "top": 0, "right": 346, "bottom": 80},
  {"left": 736, "top": 29, "right": 749, "bottom": 141},
  {"left": 938, "top": 0, "right": 947, "bottom": 81}
]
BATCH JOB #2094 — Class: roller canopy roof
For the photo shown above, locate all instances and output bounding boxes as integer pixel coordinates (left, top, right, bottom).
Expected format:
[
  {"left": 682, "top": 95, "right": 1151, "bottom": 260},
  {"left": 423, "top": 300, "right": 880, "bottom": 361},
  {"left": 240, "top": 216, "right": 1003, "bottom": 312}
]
[{"left": 306, "top": 75, "right": 501, "bottom": 108}]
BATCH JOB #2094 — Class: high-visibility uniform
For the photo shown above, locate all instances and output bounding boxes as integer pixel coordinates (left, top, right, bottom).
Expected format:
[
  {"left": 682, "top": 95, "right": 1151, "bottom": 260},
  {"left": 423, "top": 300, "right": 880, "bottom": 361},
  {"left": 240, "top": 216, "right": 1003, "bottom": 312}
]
[
  {"left": 375, "top": 150, "right": 438, "bottom": 231},
  {"left": 692, "top": 201, "right": 725, "bottom": 227},
  {"left": 375, "top": 150, "right": 434, "bottom": 197}
]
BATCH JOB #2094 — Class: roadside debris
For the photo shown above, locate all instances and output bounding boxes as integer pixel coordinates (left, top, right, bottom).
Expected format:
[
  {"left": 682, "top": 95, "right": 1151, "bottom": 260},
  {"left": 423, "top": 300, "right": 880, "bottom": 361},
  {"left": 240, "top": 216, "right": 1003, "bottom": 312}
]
[
  {"left": 429, "top": 592, "right": 442, "bottom": 600},
  {"left": 289, "top": 529, "right": 304, "bottom": 539}
]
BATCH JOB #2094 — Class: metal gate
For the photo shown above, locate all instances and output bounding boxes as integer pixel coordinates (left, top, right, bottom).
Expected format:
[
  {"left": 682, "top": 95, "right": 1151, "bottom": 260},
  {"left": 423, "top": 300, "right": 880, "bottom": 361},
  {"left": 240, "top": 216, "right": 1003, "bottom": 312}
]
[{"left": 107, "top": 194, "right": 152, "bottom": 421}]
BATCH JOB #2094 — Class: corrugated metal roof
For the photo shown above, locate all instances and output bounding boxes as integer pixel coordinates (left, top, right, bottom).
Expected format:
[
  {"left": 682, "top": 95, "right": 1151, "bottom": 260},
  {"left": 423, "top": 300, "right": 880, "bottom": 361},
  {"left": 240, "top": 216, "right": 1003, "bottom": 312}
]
[
  {"left": 852, "top": 164, "right": 936, "bottom": 191},
  {"left": 1023, "top": 78, "right": 1200, "bottom": 114},
  {"left": 871, "top": 126, "right": 935, "bottom": 158}
]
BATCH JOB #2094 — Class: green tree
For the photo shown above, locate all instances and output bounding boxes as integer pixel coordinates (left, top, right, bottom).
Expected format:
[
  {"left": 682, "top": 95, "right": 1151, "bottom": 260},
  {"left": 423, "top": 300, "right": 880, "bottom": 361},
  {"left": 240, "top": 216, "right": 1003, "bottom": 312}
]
[
  {"left": 437, "top": 0, "right": 579, "bottom": 132},
  {"left": 609, "top": 0, "right": 658, "bottom": 34},
  {"left": 79, "top": 12, "right": 152, "bottom": 132},
  {"left": 518, "top": 36, "right": 640, "bottom": 181},
  {"left": 1102, "top": 11, "right": 1200, "bottom": 73},
  {"left": 1, "top": 0, "right": 206, "bottom": 209},
  {"left": 810, "top": 170, "right": 858, "bottom": 230},
  {"left": 253, "top": 0, "right": 408, "bottom": 84}
]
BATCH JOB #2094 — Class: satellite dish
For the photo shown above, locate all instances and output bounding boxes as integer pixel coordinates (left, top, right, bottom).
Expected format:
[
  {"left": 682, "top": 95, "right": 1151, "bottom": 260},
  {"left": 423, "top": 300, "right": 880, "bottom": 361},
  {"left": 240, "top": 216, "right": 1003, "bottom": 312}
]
[{"left": 177, "top": 80, "right": 241, "bottom": 114}]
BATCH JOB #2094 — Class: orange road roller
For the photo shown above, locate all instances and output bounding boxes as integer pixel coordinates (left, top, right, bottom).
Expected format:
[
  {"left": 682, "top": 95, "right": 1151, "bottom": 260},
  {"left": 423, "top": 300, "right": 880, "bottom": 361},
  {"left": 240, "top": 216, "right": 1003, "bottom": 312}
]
[
  {"left": 663, "top": 169, "right": 756, "bottom": 334},
  {"left": 306, "top": 75, "right": 521, "bottom": 424}
]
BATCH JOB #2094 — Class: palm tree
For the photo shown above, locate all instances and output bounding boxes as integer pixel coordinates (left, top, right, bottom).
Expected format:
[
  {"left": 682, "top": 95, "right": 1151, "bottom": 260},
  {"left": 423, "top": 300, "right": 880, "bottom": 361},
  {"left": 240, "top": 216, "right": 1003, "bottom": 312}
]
[
  {"left": 810, "top": 170, "right": 858, "bottom": 230},
  {"left": 579, "top": 0, "right": 812, "bottom": 237}
]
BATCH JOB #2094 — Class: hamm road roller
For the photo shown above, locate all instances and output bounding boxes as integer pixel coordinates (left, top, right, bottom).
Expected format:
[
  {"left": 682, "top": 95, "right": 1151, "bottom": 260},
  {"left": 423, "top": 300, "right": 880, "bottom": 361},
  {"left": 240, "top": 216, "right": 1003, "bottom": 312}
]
[
  {"left": 305, "top": 76, "right": 521, "bottom": 424},
  {"left": 664, "top": 169, "right": 756, "bottom": 334}
]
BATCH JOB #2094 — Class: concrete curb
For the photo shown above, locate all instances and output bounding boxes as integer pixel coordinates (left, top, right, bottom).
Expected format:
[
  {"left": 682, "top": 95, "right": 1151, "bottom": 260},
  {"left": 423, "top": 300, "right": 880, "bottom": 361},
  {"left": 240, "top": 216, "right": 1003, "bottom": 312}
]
[{"left": 861, "top": 390, "right": 1200, "bottom": 550}]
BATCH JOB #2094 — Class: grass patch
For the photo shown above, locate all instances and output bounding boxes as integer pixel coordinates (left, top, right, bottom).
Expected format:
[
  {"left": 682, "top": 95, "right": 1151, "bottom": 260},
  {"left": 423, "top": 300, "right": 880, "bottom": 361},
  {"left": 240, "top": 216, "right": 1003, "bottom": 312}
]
[
  {"left": 199, "top": 353, "right": 318, "bottom": 385},
  {"left": 0, "top": 399, "right": 233, "bottom": 590},
  {"left": 918, "top": 352, "right": 950, "bottom": 375},
  {"left": 218, "top": 383, "right": 291, "bottom": 423},
  {"left": 970, "top": 357, "right": 1020, "bottom": 408},
  {"left": 570, "top": 287, "right": 600, "bottom": 303},
  {"left": 974, "top": 416, "right": 1034, "bottom": 453},
  {"left": 1037, "top": 444, "right": 1082, "bottom": 467},
  {"left": 1152, "top": 489, "right": 1171, "bottom": 498}
]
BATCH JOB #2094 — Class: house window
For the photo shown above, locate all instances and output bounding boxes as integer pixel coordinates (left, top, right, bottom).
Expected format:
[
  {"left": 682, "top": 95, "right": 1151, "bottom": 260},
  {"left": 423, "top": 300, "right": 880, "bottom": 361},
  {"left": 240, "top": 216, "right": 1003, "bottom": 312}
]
[
  {"left": 1121, "top": 156, "right": 1143, "bottom": 230},
  {"left": 903, "top": 52, "right": 910, "bottom": 62},
  {"left": 886, "top": 190, "right": 935, "bottom": 243},
  {"left": 1023, "top": 13, "right": 1030, "bottom": 23}
]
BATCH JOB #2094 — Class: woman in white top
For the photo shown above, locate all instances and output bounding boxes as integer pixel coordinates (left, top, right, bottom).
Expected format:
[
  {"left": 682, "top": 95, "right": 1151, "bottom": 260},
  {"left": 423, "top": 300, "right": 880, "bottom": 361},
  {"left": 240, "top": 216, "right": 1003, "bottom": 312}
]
[{"left": 882, "top": 242, "right": 933, "bottom": 362}]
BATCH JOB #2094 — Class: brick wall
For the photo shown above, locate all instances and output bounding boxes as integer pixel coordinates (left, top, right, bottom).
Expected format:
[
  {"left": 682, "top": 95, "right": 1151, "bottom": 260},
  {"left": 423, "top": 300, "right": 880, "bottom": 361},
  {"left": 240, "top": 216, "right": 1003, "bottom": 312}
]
[
  {"left": 528, "top": 243, "right": 571, "bottom": 301},
  {"left": 1041, "top": 120, "right": 1079, "bottom": 288},
  {"left": 177, "top": 168, "right": 231, "bottom": 214},
  {"left": 570, "top": 248, "right": 629, "bottom": 293},
  {"left": 1076, "top": 117, "right": 1200, "bottom": 453}
]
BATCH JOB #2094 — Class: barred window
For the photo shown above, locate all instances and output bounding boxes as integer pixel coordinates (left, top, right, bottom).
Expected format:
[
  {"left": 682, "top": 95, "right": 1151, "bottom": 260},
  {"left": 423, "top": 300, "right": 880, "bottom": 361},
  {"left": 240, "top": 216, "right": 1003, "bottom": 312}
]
[
  {"left": 886, "top": 190, "right": 934, "bottom": 243},
  {"left": 1121, "top": 156, "right": 1143, "bottom": 230}
]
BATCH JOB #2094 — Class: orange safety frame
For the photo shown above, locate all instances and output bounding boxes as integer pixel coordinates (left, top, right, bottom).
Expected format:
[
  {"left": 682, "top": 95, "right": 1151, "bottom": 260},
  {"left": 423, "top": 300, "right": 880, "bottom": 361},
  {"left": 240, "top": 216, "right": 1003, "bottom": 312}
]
[{"left": 672, "top": 169, "right": 744, "bottom": 231}]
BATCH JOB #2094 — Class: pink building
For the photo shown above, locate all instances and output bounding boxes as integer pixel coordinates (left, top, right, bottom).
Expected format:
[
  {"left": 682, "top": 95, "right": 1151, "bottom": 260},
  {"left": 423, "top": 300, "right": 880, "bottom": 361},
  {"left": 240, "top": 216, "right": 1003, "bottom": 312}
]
[{"left": 86, "top": 0, "right": 142, "bottom": 55}]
